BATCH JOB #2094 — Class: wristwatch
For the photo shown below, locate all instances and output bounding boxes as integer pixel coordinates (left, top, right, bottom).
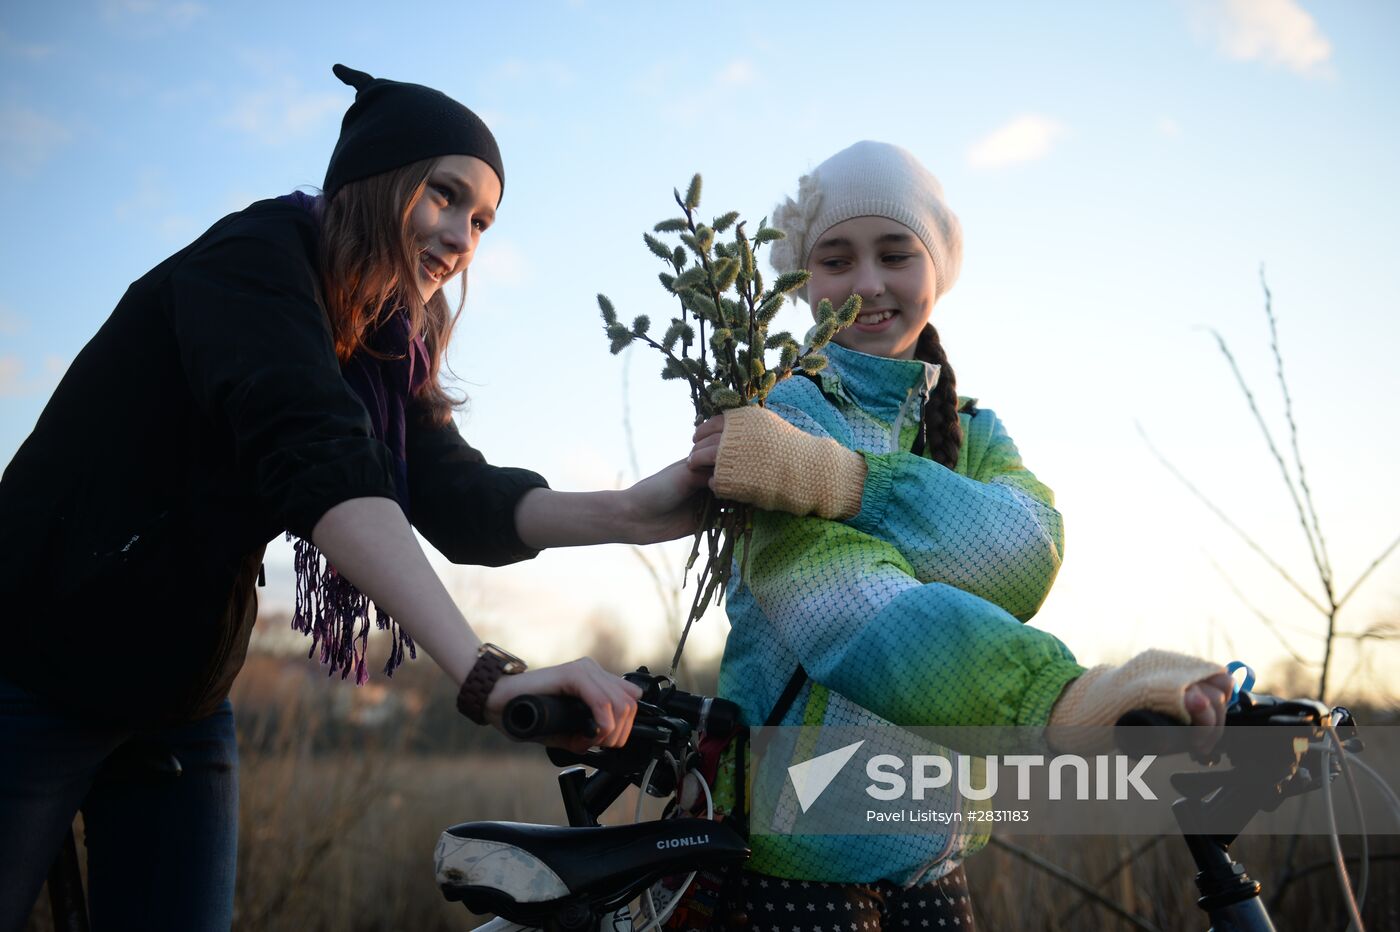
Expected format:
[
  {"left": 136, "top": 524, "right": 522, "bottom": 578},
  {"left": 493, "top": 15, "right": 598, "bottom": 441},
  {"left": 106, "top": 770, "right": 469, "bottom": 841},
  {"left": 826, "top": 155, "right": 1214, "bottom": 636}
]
[{"left": 456, "top": 643, "right": 528, "bottom": 725}]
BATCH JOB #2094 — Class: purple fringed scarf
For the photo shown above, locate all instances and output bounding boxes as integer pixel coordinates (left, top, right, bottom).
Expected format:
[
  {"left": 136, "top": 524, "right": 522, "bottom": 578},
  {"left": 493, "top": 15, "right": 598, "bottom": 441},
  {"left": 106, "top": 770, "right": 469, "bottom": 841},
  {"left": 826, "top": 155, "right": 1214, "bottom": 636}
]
[{"left": 280, "top": 190, "right": 425, "bottom": 685}]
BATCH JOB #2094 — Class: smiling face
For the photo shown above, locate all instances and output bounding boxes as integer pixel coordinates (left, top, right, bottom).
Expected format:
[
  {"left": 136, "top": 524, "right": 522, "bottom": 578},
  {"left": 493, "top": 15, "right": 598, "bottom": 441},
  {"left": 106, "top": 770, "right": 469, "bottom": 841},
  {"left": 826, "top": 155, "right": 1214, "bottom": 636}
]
[
  {"left": 408, "top": 154, "right": 502, "bottom": 301},
  {"left": 806, "top": 215, "right": 938, "bottom": 360}
]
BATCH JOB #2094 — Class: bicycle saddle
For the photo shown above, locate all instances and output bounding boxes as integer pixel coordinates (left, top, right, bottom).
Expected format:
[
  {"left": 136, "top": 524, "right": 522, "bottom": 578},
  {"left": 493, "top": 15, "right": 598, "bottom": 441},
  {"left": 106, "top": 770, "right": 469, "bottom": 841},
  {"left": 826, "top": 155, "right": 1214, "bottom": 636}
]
[{"left": 435, "top": 817, "right": 748, "bottom": 924}]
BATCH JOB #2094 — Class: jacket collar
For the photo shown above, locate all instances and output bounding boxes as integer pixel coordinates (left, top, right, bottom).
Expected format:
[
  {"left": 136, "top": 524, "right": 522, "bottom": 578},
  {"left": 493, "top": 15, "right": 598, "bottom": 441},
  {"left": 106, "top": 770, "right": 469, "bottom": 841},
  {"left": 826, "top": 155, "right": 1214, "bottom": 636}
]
[{"left": 806, "top": 338, "right": 941, "bottom": 420}]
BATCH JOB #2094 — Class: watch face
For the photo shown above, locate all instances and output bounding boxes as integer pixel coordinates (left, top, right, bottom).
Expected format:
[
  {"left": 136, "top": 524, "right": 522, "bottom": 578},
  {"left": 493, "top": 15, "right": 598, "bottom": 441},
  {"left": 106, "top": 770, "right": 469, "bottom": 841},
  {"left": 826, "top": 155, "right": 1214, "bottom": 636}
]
[{"left": 481, "top": 642, "right": 527, "bottom": 674}]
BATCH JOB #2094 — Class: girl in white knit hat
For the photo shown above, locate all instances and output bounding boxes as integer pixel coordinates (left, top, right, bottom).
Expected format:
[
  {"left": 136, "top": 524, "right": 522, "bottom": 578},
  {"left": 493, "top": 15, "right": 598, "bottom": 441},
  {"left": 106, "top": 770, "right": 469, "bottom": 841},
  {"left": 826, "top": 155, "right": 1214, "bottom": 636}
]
[{"left": 683, "top": 140, "right": 1232, "bottom": 929}]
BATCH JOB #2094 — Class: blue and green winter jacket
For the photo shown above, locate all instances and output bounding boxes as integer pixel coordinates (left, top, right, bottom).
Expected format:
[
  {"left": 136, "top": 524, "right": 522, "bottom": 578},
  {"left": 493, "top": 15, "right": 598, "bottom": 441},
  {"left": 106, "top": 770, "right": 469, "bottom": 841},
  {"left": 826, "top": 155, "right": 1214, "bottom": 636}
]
[{"left": 718, "top": 340, "right": 1085, "bottom": 886}]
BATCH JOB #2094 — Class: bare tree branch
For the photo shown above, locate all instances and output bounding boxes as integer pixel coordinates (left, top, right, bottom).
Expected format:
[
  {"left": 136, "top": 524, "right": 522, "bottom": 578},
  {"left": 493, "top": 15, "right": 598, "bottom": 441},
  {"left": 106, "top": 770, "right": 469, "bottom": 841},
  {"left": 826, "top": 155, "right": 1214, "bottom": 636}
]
[
  {"left": 1336, "top": 622, "right": 1400, "bottom": 642},
  {"left": 1260, "top": 267, "right": 1335, "bottom": 592},
  {"left": 1137, "top": 421, "right": 1327, "bottom": 614},
  {"left": 1207, "top": 557, "right": 1320, "bottom": 665},
  {"left": 1209, "top": 329, "right": 1333, "bottom": 604},
  {"left": 987, "top": 837, "right": 1164, "bottom": 932},
  {"left": 1337, "top": 532, "right": 1400, "bottom": 609},
  {"left": 1056, "top": 836, "right": 1167, "bottom": 927},
  {"left": 629, "top": 541, "right": 683, "bottom": 637},
  {"left": 1288, "top": 852, "right": 1400, "bottom": 884},
  {"left": 1216, "top": 616, "right": 1242, "bottom": 664},
  {"left": 621, "top": 344, "right": 644, "bottom": 483},
  {"left": 621, "top": 345, "right": 687, "bottom": 649},
  {"left": 1267, "top": 794, "right": 1313, "bottom": 912}
]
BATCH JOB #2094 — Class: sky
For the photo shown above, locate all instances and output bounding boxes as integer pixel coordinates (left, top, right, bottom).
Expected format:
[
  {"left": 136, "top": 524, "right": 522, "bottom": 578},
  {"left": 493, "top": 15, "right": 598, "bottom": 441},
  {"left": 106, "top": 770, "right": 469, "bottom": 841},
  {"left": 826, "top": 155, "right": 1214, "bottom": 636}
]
[{"left": 2, "top": 0, "right": 1397, "bottom": 703}]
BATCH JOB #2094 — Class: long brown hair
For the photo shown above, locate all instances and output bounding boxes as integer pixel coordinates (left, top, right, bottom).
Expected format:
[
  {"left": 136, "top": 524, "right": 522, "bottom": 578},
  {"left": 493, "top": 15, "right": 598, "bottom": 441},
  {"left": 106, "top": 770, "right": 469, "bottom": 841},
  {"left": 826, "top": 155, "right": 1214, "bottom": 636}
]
[
  {"left": 912, "top": 323, "right": 967, "bottom": 469},
  {"left": 318, "top": 157, "right": 463, "bottom": 425}
]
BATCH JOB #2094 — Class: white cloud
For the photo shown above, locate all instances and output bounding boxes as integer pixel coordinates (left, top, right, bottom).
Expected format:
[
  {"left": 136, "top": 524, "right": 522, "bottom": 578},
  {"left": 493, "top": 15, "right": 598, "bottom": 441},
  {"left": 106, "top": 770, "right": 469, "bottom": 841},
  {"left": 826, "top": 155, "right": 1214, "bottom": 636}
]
[
  {"left": 475, "top": 108, "right": 508, "bottom": 132},
  {"left": 114, "top": 169, "right": 170, "bottom": 220},
  {"left": 0, "top": 104, "right": 72, "bottom": 174},
  {"left": 222, "top": 190, "right": 261, "bottom": 213},
  {"left": 0, "top": 304, "right": 25, "bottom": 337},
  {"left": 0, "top": 30, "right": 56, "bottom": 60},
  {"left": 1190, "top": 0, "right": 1333, "bottom": 77},
  {"left": 631, "top": 61, "right": 673, "bottom": 100},
  {"left": 640, "top": 58, "right": 763, "bottom": 126},
  {"left": 0, "top": 355, "right": 65, "bottom": 398},
  {"left": 0, "top": 356, "right": 19, "bottom": 395},
  {"left": 966, "top": 115, "right": 1066, "bottom": 169},
  {"left": 471, "top": 239, "right": 529, "bottom": 289},
  {"left": 111, "top": 170, "right": 201, "bottom": 242},
  {"left": 221, "top": 79, "right": 343, "bottom": 146},
  {"left": 158, "top": 214, "right": 199, "bottom": 240},
  {"left": 715, "top": 59, "right": 758, "bottom": 87},
  {"left": 494, "top": 59, "right": 576, "bottom": 88},
  {"left": 1157, "top": 116, "right": 1182, "bottom": 138},
  {"left": 100, "top": 0, "right": 206, "bottom": 30}
]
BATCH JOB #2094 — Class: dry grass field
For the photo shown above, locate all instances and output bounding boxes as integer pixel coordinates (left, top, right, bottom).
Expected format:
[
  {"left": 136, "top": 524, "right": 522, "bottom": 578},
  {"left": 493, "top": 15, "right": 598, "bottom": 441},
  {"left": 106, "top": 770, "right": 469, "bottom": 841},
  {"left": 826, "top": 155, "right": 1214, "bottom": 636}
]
[{"left": 23, "top": 647, "right": 1399, "bottom": 931}]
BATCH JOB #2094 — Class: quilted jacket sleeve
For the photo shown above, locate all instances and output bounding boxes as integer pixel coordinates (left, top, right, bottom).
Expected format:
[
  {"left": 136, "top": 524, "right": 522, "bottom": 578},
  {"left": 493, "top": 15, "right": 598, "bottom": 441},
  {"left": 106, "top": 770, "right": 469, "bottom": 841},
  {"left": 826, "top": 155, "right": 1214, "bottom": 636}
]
[
  {"left": 738, "top": 382, "right": 1081, "bottom": 728},
  {"left": 743, "top": 510, "right": 1083, "bottom": 727},
  {"left": 762, "top": 395, "right": 1063, "bottom": 622},
  {"left": 848, "top": 408, "right": 1064, "bottom": 621}
]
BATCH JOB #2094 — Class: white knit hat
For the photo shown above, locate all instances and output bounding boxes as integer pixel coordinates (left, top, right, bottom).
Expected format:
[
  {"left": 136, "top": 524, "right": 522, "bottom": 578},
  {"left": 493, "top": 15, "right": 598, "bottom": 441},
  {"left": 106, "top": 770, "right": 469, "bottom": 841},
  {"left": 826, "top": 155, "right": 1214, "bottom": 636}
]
[{"left": 769, "top": 140, "right": 963, "bottom": 300}]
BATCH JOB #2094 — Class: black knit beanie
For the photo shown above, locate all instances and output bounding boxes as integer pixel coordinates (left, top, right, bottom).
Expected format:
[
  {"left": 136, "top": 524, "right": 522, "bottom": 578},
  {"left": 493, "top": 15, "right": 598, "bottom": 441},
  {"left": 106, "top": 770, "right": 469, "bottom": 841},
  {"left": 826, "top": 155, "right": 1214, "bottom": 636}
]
[{"left": 322, "top": 64, "right": 504, "bottom": 202}]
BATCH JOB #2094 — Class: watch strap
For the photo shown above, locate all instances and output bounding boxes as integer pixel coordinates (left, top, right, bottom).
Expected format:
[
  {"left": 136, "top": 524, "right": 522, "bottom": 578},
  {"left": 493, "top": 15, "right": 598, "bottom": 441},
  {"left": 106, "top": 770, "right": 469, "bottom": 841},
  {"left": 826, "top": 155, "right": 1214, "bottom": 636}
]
[{"left": 457, "top": 650, "right": 511, "bottom": 725}]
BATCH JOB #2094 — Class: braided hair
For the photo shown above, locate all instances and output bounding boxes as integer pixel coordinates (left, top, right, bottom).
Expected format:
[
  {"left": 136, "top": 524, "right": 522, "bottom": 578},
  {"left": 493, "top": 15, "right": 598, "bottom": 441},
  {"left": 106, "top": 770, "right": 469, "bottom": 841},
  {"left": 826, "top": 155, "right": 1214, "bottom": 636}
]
[{"left": 909, "top": 323, "right": 969, "bottom": 469}]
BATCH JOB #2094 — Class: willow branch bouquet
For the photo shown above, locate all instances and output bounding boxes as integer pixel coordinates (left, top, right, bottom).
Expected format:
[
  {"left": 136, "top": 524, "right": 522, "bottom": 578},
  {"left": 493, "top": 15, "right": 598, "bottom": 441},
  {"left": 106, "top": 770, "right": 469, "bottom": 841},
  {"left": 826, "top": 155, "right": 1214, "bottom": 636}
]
[{"left": 598, "top": 174, "right": 859, "bottom": 667}]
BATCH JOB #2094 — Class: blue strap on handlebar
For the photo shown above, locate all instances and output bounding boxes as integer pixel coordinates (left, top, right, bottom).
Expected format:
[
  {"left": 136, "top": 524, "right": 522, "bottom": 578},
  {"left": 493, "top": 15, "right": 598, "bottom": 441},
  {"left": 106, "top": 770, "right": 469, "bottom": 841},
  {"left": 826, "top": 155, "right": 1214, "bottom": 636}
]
[{"left": 1227, "top": 661, "right": 1255, "bottom": 709}]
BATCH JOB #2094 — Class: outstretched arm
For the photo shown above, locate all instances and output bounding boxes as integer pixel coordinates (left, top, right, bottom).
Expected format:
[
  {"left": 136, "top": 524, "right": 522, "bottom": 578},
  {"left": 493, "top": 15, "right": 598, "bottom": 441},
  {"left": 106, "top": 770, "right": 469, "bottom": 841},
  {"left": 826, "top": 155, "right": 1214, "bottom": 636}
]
[
  {"left": 514, "top": 459, "right": 711, "bottom": 549},
  {"left": 407, "top": 411, "right": 711, "bottom": 557},
  {"left": 312, "top": 496, "right": 639, "bottom": 752}
]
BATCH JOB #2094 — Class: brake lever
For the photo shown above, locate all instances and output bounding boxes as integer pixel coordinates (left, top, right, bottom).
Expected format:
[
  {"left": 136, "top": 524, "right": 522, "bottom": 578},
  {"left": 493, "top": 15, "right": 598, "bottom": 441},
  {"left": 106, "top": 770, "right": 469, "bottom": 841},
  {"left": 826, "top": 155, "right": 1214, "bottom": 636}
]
[{"left": 545, "top": 716, "right": 694, "bottom": 796}]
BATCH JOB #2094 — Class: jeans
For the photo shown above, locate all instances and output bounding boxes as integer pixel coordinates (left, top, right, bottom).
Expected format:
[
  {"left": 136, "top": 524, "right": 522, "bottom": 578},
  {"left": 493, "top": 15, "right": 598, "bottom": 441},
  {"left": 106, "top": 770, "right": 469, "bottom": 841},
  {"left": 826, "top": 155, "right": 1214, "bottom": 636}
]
[{"left": 0, "top": 677, "right": 238, "bottom": 932}]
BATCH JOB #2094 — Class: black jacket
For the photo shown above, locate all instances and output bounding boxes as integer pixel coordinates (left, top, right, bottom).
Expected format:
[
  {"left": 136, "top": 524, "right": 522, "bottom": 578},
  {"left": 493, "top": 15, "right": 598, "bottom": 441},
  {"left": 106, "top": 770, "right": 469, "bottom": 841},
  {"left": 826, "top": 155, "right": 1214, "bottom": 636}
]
[{"left": 0, "top": 199, "right": 547, "bottom": 726}]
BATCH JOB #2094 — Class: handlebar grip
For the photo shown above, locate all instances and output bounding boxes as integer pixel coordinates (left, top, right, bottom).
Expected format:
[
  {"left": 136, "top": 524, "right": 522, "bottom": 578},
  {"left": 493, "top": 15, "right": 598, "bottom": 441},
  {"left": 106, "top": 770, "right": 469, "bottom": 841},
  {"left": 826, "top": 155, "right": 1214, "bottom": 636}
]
[
  {"left": 701, "top": 696, "right": 741, "bottom": 740},
  {"left": 503, "top": 695, "right": 597, "bottom": 740},
  {"left": 1116, "top": 710, "right": 1179, "bottom": 728},
  {"left": 1114, "top": 709, "right": 1194, "bottom": 756}
]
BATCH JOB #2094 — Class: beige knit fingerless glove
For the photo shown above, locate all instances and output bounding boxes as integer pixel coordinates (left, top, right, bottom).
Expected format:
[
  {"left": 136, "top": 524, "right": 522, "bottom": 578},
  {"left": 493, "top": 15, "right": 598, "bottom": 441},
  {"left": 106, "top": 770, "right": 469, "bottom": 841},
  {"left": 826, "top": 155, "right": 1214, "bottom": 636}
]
[
  {"left": 712, "top": 406, "right": 867, "bottom": 519},
  {"left": 1047, "top": 649, "right": 1227, "bottom": 753}
]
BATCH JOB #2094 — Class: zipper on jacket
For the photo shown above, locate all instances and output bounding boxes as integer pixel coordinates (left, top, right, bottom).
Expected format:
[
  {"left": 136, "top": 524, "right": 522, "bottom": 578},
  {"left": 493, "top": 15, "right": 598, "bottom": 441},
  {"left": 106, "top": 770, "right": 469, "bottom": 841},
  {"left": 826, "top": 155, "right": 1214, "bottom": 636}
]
[{"left": 888, "top": 380, "right": 930, "bottom": 453}]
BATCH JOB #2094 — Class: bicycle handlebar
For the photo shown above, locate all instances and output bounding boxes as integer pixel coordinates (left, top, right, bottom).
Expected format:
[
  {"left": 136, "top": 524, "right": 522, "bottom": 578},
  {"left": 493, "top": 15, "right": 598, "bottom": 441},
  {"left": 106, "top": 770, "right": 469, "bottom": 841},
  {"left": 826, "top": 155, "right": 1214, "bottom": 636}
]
[
  {"left": 1113, "top": 709, "right": 1193, "bottom": 756},
  {"left": 503, "top": 667, "right": 740, "bottom": 743},
  {"left": 504, "top": 694, "right": 597, "bottom": 740},
  {"left": 1114, "top": 690, "right": 1356, "bottom": 758},
  {"left": 1114, "top": 689, "right": 1361, "bottom": 825}
]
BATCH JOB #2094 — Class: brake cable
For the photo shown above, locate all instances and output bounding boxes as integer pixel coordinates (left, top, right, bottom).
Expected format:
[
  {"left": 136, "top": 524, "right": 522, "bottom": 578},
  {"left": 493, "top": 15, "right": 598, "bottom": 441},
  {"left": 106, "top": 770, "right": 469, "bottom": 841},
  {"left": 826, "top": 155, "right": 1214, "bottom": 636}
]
[
  {"left": 632, "top": 752, "right": 715, "bottom": 932},
  {"left": 1318, "top": 721, "right": 1369, "bottom": 932}
]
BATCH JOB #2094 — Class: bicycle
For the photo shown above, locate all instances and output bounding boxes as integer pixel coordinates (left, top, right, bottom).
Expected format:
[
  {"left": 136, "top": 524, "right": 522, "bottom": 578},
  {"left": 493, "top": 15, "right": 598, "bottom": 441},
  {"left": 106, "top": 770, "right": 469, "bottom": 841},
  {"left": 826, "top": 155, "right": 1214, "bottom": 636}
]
[
  {"left": 438, "top": 672, "right": 1397, "bottom": 932},
  {"left": 1114, "top": 686, "right": 1397, "bottom": 931},
  {"left": 435, "top": 668, "right": 750, "bottom": 932}
]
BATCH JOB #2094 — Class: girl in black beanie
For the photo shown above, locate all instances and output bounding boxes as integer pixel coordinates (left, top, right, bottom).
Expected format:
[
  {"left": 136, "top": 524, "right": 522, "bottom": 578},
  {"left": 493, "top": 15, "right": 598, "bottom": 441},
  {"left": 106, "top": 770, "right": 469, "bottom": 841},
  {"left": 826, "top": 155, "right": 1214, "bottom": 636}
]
[{"left": 0, "top": 65, "right": 709, "bottom": 930}]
